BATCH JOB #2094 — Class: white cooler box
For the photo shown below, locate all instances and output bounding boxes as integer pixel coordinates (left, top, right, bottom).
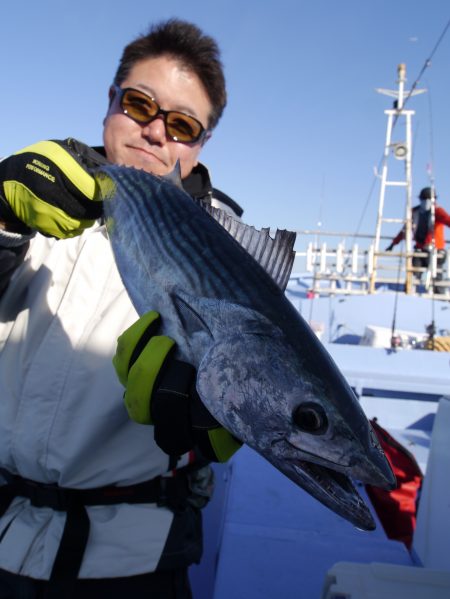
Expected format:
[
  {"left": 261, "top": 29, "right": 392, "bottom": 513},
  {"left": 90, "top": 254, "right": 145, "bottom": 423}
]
[{"left": 321, "top": 562, "right": 450, "bottom": 599}]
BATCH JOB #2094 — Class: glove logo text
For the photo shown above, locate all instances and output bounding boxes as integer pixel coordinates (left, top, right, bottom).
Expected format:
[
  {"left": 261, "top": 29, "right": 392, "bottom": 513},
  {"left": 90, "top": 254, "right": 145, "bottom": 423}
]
[{"left": 26, "top": 159, "right": 56, "bottom": 183}]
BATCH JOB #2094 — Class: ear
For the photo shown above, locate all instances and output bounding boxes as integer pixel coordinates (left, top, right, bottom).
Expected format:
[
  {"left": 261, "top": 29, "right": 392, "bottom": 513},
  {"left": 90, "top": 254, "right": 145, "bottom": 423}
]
[
  {"left": 202, "top": 131, "right": 212, "bottom": 147},
  {"left": 104, "top": 85, "right": 118, "bottom": 125},
  {"left": 108, "top": 85, "right": 117, "bottom": 107}
]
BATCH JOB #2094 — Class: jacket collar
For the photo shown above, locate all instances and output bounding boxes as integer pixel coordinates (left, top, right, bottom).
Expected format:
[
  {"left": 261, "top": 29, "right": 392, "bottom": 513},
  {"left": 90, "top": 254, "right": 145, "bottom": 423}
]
[{"left": 181, "top": 162, "right": 213, "bottom": 200}]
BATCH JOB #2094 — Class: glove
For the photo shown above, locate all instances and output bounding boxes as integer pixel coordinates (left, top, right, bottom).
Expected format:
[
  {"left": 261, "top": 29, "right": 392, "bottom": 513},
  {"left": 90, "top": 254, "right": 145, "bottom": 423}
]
[
  {"left": 113, "top": 311, "right": 242, "bottom": 463},
  {"left": 385, "top": 243, "right": 394, "bottom": 251},
  {"left": 0, "top": 138, "right": 108, "bottom": 239}
]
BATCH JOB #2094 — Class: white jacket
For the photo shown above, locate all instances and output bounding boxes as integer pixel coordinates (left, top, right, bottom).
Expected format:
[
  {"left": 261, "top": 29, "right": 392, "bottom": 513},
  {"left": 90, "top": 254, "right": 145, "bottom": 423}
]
[{"left": 0, "top": 225, "right": 193, "bottom": 579}]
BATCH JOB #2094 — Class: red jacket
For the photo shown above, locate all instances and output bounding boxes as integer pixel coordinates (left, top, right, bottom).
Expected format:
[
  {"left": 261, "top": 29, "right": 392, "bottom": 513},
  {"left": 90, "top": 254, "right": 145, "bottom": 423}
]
[{"left": 392, "top": 205, "right": 450, "bottom": 250}]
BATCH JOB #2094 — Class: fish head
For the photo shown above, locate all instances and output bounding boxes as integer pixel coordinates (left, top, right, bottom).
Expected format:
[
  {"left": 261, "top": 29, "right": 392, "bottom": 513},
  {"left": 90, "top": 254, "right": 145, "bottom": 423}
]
[{"left": 195, "top": 301, "right": 395, "bottom": 531}]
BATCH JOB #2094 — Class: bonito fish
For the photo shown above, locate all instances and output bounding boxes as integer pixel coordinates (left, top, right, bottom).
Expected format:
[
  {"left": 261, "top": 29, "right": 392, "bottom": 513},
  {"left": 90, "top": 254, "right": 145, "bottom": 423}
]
[{"left": 97, "top": 165, "right": 395, "bottom": 531}]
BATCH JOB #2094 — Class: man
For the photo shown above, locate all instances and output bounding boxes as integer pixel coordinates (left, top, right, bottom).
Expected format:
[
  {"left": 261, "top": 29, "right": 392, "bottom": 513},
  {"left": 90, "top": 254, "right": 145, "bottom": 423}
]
[
  {"left": 386, "top": 187, "right": 450, "bottom": 293},
  {"left": 0, "top": 19, "right": 241, "bottom": 599}
]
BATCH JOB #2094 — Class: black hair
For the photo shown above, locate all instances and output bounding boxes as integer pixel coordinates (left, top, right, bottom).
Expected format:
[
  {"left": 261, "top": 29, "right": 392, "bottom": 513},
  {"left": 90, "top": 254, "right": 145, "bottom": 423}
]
[{"left": 114, "top": 19, "right": 226, "bottom": 129}]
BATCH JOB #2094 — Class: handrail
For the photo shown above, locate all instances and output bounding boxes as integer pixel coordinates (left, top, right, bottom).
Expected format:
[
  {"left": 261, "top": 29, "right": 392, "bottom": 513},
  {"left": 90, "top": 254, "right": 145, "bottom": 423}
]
[
  {"left": 292, "top": 229, "right": 450, "bottom": 244},
  {"left": 292, "top": 236, "right": 450, "bottom": 298}
]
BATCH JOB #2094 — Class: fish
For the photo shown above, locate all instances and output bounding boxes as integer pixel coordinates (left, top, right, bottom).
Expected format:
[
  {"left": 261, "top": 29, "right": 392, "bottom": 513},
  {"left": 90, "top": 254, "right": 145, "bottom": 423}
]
[{"left": 96, "top": 164, "right": 396, "bottom": 531}]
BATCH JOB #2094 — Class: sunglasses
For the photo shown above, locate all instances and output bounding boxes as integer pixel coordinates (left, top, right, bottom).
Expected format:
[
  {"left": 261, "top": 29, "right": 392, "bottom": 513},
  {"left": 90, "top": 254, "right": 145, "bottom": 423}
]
[{"left": 112, "top": 85, "right": 208, "bottom": 144}]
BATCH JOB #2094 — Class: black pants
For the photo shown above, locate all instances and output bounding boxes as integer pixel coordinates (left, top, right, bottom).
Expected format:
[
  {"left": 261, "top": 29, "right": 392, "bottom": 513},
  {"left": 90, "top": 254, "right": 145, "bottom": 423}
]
[{"left": 0, "top": 568, "right": 193, "bottom": 599}]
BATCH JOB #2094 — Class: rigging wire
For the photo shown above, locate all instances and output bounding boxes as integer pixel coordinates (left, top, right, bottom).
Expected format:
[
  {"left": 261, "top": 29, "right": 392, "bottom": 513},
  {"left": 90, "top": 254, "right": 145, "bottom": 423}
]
[
  {"left": 350, "top": 18, "right": 450, "bottom": 242},
  {"left": 352, "top": 158, "right": 384, "bottom": 242},
  {"left": 389, "top": 243, "right": 404, "bottom": 350},
  {"left": 338, "top": 160, "right": 381, "bottom": 278},
  {"left": 394, "top": 18, "right": 450, "bottom": 121},
  {"left": 425, "top": 81, "right": 437, "bottom": 347}
]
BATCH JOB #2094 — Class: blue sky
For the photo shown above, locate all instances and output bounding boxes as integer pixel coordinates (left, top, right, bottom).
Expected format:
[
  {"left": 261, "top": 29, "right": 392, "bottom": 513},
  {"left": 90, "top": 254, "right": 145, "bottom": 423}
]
[{"left": 2, "top": 0, "right": 449, "bottom": 240}]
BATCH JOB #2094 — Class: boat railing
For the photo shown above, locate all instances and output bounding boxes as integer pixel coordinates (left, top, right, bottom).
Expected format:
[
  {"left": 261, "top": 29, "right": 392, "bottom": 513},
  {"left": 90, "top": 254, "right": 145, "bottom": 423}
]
[{"left": 293, "top": 230, "right": 450, "bottom": 298}]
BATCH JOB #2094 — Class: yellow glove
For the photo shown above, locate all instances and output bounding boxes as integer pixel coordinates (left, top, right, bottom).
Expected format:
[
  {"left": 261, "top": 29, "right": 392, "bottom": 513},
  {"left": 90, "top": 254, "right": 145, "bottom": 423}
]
[
  {"left": 0, "top": 138, "right": 108, "bottom": 238},
  {"left": 114, "top": 311, "right": 242, "bottom": 462}
]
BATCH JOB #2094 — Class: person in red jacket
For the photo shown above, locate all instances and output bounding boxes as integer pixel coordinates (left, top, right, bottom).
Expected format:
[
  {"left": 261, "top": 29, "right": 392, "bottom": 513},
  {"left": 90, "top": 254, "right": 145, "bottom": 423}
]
[{"left": 386, "top": 187, "right": 450, "bottom": 293}]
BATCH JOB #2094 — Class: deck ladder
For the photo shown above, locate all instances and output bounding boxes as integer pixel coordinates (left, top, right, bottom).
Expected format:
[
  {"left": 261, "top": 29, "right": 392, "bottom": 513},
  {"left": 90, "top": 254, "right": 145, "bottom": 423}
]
[{"left": 370, "top": 64, "right": 426, "bottom": 293}]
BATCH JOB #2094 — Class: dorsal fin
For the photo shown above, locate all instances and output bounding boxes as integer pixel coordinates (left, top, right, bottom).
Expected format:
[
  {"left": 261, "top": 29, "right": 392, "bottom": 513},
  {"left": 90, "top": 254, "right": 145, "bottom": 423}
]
[
  {"left": 161, "top": 160, "right": 183, "bottom": 190},
  {"left": 197, "top": 200, "right": 296, "bottom": 291}
]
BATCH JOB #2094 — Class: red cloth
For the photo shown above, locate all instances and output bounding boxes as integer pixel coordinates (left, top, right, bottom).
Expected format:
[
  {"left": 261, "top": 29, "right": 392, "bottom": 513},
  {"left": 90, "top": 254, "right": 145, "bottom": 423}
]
[{"left": 365, "top": 419, "right": 423, "bottom": 549}]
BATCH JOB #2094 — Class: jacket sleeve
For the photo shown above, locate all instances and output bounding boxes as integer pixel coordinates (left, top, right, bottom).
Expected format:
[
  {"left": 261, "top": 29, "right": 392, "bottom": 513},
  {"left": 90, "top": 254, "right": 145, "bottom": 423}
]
[
  {"left": 391, "top": 227, "right": 405, "bottom": 247},
  {"left": 436, "top": 206, "right": 450, "bottom": 228},
  {"left": 0, "top": 233, "right": 31, "bottom": 297}
]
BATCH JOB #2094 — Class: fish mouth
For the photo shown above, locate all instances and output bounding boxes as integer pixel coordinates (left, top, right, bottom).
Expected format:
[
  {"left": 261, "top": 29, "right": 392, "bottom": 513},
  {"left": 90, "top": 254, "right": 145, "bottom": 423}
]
[
  {"left": 265, "top": 436, "right": 378, "bottom": 530},
  {"left": 289, "top": 458, "right": 376, "bottom": 530}
]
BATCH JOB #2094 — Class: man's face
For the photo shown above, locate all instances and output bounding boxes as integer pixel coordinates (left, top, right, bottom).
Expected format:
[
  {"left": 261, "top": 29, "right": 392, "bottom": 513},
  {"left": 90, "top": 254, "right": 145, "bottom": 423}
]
[{"left": 103, "top": 55, "right": 212, "bottom": 179}]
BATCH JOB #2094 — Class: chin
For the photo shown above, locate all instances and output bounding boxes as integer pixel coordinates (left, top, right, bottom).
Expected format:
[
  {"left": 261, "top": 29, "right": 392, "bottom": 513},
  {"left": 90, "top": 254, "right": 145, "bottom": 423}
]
[
  {"left": 141, "top": 163, "right": 172, "bottom": 177},
  {"left": 132, "top": 155, "right": 170, "bottom": 176},
  {"left": 114, "top": 155, "right": 165, "bottom": 176}
]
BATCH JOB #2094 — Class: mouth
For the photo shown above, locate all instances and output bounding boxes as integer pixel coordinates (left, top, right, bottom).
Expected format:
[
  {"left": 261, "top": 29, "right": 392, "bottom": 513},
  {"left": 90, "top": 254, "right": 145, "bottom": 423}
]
[
  {"left": 268, "top": 437, "right": 376, "bottom": 530},
  {"left": 283, "top": 438, "right": 351, "bottom": 469},
  {"left": 291, "top": 459, "right": 376, "bottom": 530},
  {"left": 126, "top": 145, "right": 167, "bottom": 166}
]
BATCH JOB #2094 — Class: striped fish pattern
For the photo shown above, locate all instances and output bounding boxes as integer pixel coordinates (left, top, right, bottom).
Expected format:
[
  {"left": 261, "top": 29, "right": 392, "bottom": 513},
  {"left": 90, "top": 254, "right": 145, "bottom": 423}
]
[{"left": 97, "top": 165, "right": 395, "bottom": 531}]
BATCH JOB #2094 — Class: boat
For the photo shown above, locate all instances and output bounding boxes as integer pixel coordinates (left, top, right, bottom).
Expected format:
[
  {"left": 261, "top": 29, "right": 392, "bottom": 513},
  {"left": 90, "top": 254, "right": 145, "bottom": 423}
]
[{"left": 188, "top": 64, "right": 450, "bottom": 598}]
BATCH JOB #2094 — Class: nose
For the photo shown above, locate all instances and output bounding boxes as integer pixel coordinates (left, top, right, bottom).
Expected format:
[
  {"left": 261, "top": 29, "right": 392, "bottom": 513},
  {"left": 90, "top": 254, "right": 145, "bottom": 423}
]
[{"left": 141, "top": 115, "right": 167, "bottom": 144}]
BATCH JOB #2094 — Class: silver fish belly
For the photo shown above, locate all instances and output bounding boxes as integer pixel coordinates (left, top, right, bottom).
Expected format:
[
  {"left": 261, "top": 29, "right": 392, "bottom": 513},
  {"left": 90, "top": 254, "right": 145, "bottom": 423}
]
[{"left": 97, "top": 164, "right": 396, "bottom": 531}]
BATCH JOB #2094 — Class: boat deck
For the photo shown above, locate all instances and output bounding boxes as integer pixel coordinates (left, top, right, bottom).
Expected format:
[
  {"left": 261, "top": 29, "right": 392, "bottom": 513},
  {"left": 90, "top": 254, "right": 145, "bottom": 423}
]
[{"left": 189, "top": 331, "right": 450, "bottom": 598}]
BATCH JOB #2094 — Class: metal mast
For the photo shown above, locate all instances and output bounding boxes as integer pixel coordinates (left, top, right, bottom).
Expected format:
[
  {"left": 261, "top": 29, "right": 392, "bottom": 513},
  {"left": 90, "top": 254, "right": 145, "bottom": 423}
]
[{"left": 370, "top": 64, "right": 426, "bottom": 293}]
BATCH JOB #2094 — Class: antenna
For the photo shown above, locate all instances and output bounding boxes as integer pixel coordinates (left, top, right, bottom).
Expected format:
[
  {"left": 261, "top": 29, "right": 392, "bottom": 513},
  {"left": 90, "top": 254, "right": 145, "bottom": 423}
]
[{"left": 375, "top": 63, "right": 426, "bottom": 109}]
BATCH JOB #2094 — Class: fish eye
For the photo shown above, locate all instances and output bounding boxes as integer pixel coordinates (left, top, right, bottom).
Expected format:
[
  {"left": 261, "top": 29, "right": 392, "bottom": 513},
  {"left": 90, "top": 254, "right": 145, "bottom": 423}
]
[{"left": 292, "top": 403, "right": 328, "bottom": 434}]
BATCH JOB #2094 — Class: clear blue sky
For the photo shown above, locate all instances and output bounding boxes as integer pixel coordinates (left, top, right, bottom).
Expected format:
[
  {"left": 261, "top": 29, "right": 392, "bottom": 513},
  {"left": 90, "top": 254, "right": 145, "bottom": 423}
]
[{"left": 2, "top": 0, "right": 449, "bottom": 239}]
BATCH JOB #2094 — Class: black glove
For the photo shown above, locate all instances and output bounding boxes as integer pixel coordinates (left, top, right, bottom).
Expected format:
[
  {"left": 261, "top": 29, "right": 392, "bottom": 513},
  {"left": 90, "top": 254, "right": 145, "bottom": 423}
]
[
  {"left": 113, "top": 311, "right": 242, "bottom": 462},
  {"left": 151, "top": 356, "right": 225, "bottom": 459},
  {"left": 0, "top": 138, "right": 108, "bottom": 238}
]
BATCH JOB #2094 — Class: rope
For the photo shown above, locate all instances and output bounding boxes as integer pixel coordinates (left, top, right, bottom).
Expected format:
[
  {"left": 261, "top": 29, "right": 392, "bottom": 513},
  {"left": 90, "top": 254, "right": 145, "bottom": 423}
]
[
  {"left": 406, "top": 19, "right": 450, "bottom": 104},
  {"left": 392, "top": 18, "right": 450, "bottom": 131},
  {"left": 425, "top": 82, "right": 438, "bottom": 341}
]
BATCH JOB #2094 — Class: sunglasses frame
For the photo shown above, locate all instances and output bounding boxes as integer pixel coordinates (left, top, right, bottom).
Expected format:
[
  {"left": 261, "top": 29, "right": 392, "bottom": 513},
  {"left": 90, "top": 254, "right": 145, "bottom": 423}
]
[{"left": 112, "top": 85, "right": 208, "bottom": 144}]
